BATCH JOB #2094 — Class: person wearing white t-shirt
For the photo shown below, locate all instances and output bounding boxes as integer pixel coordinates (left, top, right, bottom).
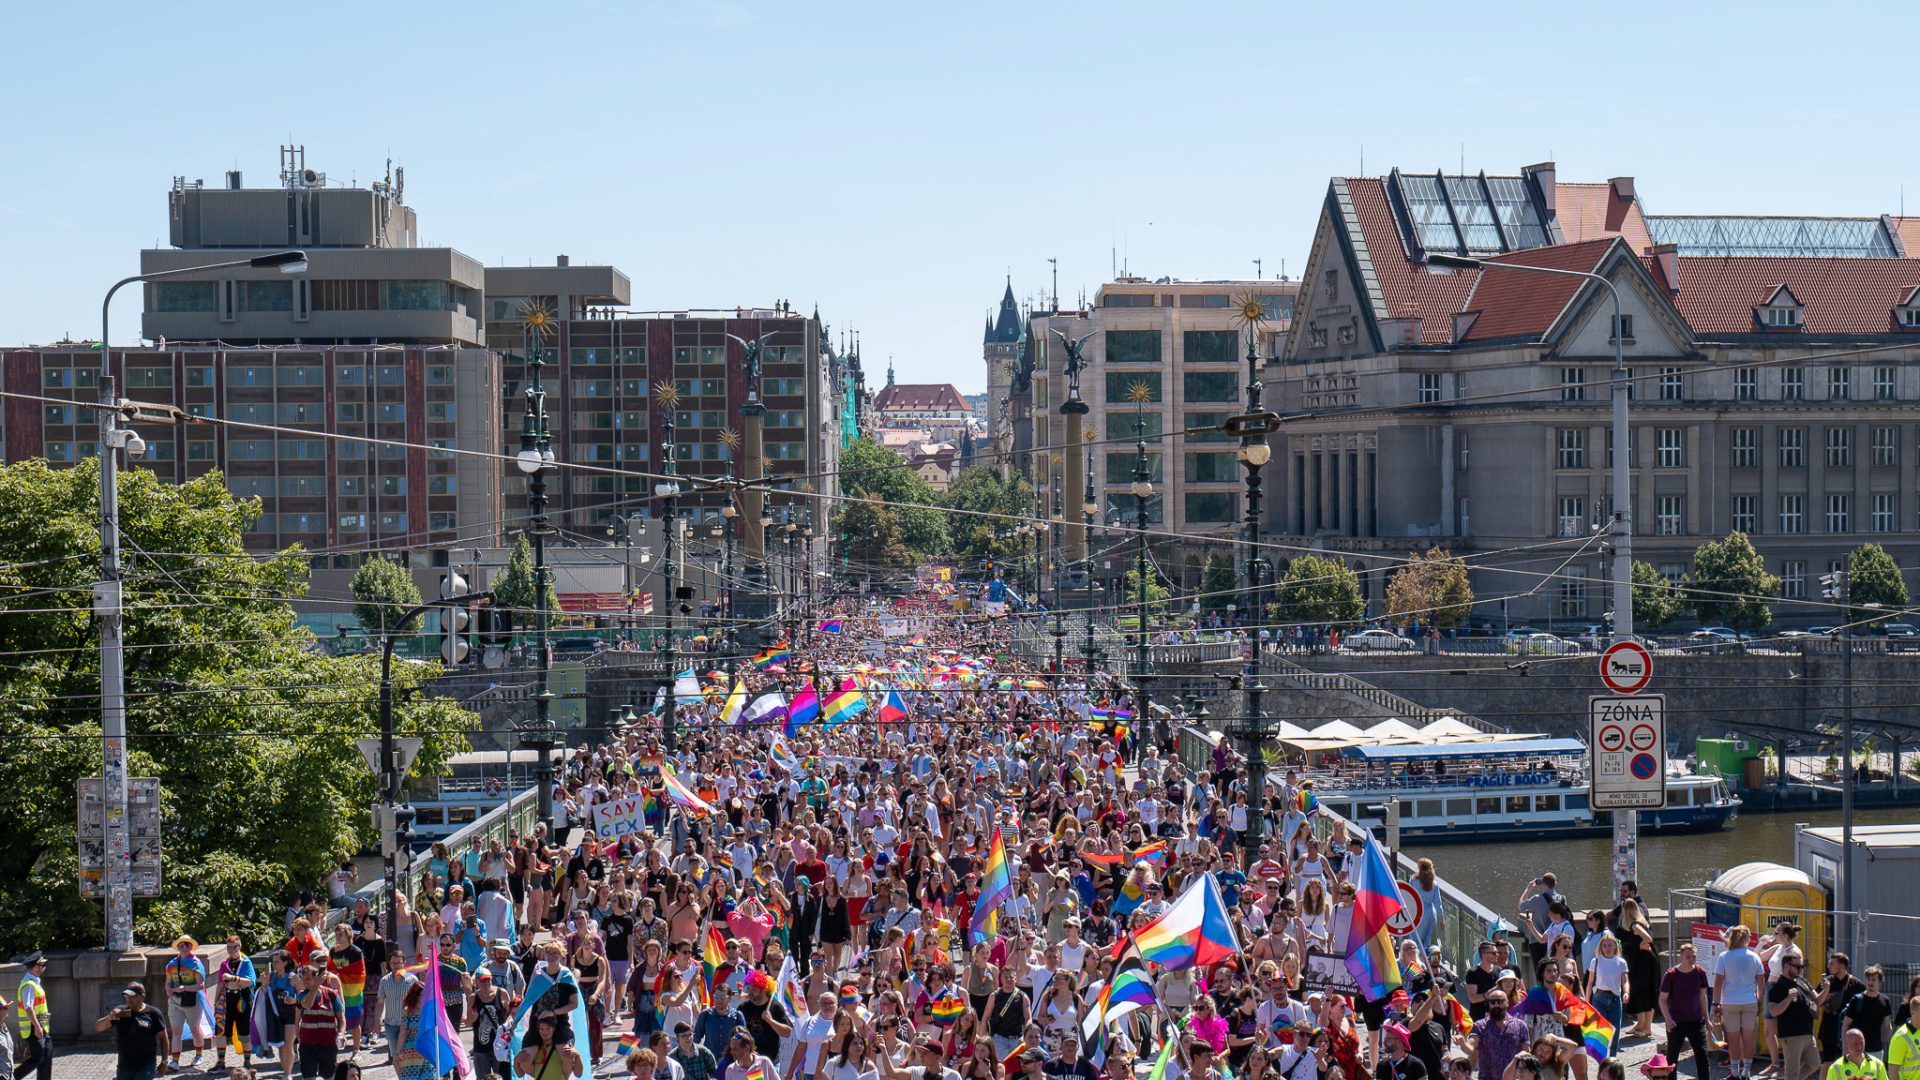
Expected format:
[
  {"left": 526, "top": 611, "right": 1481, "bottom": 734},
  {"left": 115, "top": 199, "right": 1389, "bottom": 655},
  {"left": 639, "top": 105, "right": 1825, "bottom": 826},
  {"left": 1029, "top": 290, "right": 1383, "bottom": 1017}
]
[
  {"left": 1058, "top": 924, "right": 1088, "bottom": 976},
  {"left": 788, "top": 993, "right": 841, "bottom": 1080}
]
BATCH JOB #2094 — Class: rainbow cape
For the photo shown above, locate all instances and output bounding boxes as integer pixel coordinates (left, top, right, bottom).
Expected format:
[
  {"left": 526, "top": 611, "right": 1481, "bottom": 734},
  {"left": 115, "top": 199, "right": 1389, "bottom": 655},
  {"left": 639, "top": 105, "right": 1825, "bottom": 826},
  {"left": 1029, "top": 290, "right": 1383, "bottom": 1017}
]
[
  {"left": 1343, "top": 831, "right": 1404, "bottom": 1001},
  {"left": 1512, "top": 983, "right": 1612, "bottom": 1059},
  {"left": 1130, "top": 874, "right": 1240, "bottom": 971},
  {"left": 929, "top": 992, "right": 966, "bottom": 1027},
  {"left": 970, "top": 827, "right": 1013, "bottom": 945}
]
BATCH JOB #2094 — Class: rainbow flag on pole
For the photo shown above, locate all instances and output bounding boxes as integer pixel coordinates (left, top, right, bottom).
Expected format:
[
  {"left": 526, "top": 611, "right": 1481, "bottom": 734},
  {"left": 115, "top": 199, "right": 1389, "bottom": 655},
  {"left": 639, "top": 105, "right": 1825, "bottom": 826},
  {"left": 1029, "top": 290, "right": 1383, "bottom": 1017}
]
[
  {"left": 753, "top": 643, "right": 791, "bottom": 669},
  {"left": 1128, "top": 873, "right": 1240, "bottom": 971},
  {"left": 970, "top": 827, "right": 1013, "bottom": 945},
  {"left": 1342, "top": 831, "right": 1405, "bottom": 1001}
]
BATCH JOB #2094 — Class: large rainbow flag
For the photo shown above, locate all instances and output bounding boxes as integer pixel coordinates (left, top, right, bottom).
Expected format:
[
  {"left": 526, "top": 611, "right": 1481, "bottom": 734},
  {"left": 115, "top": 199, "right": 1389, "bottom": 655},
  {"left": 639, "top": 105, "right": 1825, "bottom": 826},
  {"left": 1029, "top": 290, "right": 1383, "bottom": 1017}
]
[
  {"left": 970, "top": 827, "right": 1013, "bottom": 945},
  {"left": 1512, "top": 982, "right": 1613, "bottom": 1059},
  {"left": 660, "top": 765, "right": 716, "bottom": 818},
  {"left": 1343, "top": 831, "right": 1404, "bottom": 1001},
  {"left": 1130, "top": 874, "right": 1240, "bottom": 971},
  {"left": 753, "top": 644, "right": 791, "bottom": 670}
]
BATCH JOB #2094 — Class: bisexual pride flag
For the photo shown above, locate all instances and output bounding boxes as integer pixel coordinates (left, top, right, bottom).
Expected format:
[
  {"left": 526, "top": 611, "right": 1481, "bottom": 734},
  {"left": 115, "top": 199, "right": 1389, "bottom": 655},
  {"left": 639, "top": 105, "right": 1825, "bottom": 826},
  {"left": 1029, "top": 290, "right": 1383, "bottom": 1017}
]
[{"left": 416, "top": 941, "right": 473, "bottom": 1078}]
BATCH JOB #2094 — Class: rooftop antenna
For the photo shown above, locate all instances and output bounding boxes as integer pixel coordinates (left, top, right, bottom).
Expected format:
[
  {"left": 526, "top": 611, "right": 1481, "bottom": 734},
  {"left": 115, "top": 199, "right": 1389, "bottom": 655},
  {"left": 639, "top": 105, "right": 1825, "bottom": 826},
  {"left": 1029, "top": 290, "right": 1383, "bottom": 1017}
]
[
  {"left": 1253, "top": 258, "right": 1262, "bottom": 279},
  {"left": 1047, "top": 257, "right": 1058, "bottom": 311},
  {"left": 1360, "top": 145, "right": 1364, "bottom": 175},
  {"left": 1460, "top": 143, "right": 1465, "bottom": 175}
]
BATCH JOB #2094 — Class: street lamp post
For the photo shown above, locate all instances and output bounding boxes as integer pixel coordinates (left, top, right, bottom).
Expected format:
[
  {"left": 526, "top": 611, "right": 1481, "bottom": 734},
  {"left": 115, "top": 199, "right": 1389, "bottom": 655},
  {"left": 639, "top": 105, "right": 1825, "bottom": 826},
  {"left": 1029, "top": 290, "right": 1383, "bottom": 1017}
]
[
  {"left": 1819, "top": 569, "right": 1858, "bottom": 944},
  {"left": 1083, "top": 445, "right": 1098, "bottom": 673},
  {"left": 1429, "top": 250, "right": 1635, "bottom": 888},
  {"left": 95, "top": 249, "right": 305, "bottom": 951},
  {"left": 1130, "top": 391, "right": 1155, "bottom": 757},
  {"left": 1237, "top": 322, "right": 1274, "bottom": 845},
  {"left": 514, "top": 333, "right": 559, "bottom": 828},
  {"left": 609, "top": 514, "right": 646, "bottom": 640},
  {"left": 656, "top": 400, "right": 681, "bottom": 753}
]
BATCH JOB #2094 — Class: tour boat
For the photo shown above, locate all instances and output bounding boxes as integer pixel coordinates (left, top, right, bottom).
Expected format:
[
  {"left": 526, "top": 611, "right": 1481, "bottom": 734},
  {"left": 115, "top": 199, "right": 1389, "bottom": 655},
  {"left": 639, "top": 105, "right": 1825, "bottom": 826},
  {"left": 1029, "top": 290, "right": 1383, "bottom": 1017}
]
[{"left": 1306, "top": 737, "right": 1741, "bottom": 842}]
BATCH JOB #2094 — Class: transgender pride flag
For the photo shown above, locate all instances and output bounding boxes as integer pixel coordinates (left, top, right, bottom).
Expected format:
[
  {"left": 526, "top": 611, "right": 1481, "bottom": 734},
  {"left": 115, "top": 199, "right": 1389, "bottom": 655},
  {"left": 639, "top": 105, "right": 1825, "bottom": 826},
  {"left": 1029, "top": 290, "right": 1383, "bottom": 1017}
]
[
  {"left": 416, "top": 942, "right": 473, "bottom": 1078},
  {"left": 1343, "top": 831, "right": 1405, "bottom": 1001}
]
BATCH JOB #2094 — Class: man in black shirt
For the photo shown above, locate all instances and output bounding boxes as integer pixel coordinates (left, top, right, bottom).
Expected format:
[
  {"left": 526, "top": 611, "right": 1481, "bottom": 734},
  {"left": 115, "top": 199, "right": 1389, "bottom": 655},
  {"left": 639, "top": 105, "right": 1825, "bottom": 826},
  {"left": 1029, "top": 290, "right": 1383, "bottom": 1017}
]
[
  {"left": 1815, "top": 951, "right": 1866, "bottom": 1063},
  {"left": 95, "top": 982, "right": 171, "bottom": 1080},
  {"left": 736, "top": 976, "right": 791, "bottom": 1064},
  {"left": 1044, "top": 1032, "right": 1099, "bottom": 1080},
  {"left": 1463, "top": 945, "right": 1502, "bottom": 1022},
  {"left": 1374, "top": 1024, "right": 1428, "bottom": 1080},
  {"left": 1767, "top": 956, "right": 1818, "bottom": 1080}
]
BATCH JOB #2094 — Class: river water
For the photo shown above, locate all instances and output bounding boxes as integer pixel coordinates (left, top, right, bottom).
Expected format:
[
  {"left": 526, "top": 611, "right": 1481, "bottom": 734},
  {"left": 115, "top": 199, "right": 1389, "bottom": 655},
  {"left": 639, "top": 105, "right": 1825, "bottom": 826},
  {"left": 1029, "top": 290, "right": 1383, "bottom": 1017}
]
[{"left": 1408, "top": 805, "right": 1916, "bottom": 919}]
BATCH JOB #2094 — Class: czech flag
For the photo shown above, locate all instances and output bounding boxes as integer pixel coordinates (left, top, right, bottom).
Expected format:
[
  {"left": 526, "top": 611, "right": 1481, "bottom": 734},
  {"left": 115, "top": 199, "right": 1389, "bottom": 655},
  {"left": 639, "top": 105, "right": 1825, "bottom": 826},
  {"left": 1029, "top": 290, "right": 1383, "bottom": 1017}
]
[
  {"left": 817, "top": 618, "right": 845, "bottom": 634},
  {"left": 1343, "top": 831, "right": 1404, "bottom": 1001},
  {"left": 1129, "top": 874, "right": 1240, "bottom": 971},
  {"left": 878, "top": 688, "right": 910, "bottom": 724}
]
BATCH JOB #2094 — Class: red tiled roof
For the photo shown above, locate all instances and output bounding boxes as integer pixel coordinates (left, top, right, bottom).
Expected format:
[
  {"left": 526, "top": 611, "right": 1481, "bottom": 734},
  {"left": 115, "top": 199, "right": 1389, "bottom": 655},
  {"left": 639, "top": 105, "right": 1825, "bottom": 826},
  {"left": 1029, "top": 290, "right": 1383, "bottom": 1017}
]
[
  {"left": 1555, "top": 183, "right": 1653, "bottom": 251},
  {"left": 873, "top": 383, "right": 970, "bottom": 413},
  {"left": 1345, "top": 178, "right": 1478, "bottom": 344},
  {"left": 1656, "top": 256, "right": 1920, "bottom": 336},
  {"left": 1891, "top": 217, "right": 1920, "bottom": 256},
  {"left": 1458, "top": 239, "right": 1619, "bottom": 342}
]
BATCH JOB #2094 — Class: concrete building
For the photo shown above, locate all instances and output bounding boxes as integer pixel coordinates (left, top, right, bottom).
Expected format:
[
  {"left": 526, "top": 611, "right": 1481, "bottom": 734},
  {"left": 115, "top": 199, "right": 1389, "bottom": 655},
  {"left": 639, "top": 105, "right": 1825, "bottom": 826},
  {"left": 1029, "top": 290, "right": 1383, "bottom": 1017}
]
[
  {"left": 1025, "top": 277, "right": 1298, "bottom": 592},
  {"left": 1269, "top": 162, "right": 1920, "bottom": 625}
]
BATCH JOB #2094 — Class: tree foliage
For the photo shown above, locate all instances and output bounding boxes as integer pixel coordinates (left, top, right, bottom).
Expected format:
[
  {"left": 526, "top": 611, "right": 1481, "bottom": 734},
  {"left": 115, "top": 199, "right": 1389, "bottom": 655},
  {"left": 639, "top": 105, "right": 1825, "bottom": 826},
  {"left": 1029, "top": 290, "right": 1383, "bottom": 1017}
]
[
  {"left": 349, "top": 556, "right": 422, "bottom": 637},
  {"left": 1383, "top": 548, "right": 1474, "bottom": 628},
  {"left": 940, "top": 467, "right": 1034, "bottom": 567},
  {"left": 1279, "top": 555, "right": 1366, "bottom": 627},
  {"left": 1845, "top": 542, "right": 1909, "bottom": 626},
  {"left": 838, "top": 437, "right": 947, "bottom": 559},
  {"left": 493, "top": 533, "right": 560, "bottom": 623},
  {"left": 1630, "top": 559, "right": 1682, "bottom": 630},
  {"left": 835, "top": 500, "right": 912, "bottom": 570},
  {"left": 1121, "top": 561, "right": 1171, "bottom": 624},
  {"left": 1686, "top": 532, "right": 1779, "bottom": 632},
  {"left": 1199, "top": 554, "right": 1238, "bottom": 611},
  {"left": 0, "top": 460, "right": 473, "bottom": 953}
]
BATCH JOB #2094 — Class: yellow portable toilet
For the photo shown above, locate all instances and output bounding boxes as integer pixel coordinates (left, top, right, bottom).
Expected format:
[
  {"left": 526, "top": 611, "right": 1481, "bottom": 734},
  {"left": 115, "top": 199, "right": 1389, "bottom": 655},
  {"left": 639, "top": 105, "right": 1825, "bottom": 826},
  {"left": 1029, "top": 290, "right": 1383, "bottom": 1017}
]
[{"left": 1704, "top": 862, "right": 1829, "bottom": 971}]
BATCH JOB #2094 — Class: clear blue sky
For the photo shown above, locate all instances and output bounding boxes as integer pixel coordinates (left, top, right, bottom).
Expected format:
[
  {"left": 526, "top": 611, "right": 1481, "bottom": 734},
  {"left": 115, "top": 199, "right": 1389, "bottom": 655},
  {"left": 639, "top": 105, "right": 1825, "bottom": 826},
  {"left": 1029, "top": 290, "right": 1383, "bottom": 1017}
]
[{"left": 5, "top": 1, "right": 1915, "bottom": 392}]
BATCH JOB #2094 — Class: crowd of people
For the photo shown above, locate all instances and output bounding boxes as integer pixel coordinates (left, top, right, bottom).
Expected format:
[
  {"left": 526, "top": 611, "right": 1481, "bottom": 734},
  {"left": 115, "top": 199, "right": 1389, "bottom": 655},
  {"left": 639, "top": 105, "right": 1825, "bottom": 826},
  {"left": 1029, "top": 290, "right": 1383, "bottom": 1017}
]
[{"left": 14, "top": 570, "right": 1920, "bottom": 1080}]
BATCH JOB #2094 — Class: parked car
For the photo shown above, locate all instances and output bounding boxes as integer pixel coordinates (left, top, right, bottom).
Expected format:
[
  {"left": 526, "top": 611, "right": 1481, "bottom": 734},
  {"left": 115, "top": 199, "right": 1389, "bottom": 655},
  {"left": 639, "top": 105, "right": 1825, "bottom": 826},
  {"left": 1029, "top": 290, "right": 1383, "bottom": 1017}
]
[
  {"left": 1501, "top": 627, "right": 1543, "bottom": 639},
  {"left": 1508, "top": 632, "right": 1580, "bottom": 655},
  {"left": 1690, "top": 626, "right": 1742, "bottom": 642},
  {"left": 1346, "top": 628, "right": 1416, "bottom": 652},
  {"left": 1574, "top": 624, "right": 1610, "bottom": 649},
  {"left": 1806, "top": 625, "right": 1841, "bottom": 637},
  {"left": 1885, "top": 624, "right": 1920, "bottom": 652}
]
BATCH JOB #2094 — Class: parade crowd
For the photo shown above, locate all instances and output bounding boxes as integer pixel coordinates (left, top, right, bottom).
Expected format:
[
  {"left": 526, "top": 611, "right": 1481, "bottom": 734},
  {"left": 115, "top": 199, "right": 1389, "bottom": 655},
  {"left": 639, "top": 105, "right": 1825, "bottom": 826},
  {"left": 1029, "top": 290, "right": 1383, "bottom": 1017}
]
[{"left": 10, "top": 572, "right": 1920, "bottom": 1080}]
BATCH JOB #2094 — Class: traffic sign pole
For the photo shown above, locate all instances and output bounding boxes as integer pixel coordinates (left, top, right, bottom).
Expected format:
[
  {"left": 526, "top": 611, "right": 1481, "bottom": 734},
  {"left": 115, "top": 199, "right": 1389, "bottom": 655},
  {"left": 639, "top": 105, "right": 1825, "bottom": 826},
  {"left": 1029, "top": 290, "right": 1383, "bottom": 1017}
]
[
  {"left": 1592, "top": 693, "right": 1666, "bottom": 890},
  {"left": 1599, "top": 642, "right": 1654, "bottom": 893}
]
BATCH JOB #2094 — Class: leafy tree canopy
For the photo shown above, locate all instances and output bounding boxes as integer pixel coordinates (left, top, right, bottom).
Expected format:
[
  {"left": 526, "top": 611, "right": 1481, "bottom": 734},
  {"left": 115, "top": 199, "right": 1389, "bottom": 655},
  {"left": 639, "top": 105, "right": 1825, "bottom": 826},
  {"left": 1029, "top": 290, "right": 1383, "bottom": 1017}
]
[
  {"left": 0, "top": 460, "right": 472, "bottom": 953},
  {"left": 1686, "top": 531, "right": 1779, "bottom": 632},
  {"left": 1279, "top": 554, "right": 1366, "bottom": 627},
  {"left": 838, "top": 437, "right": 947, "bottom": 558},
  {"left": 1631, "top": 559, "right": 1682, "bottom": 631},
  {"left": 349, "top": 555, "right": 422, "bottom": 637},
  {"left": 1845, "top": 542, "right": 1909, "bottom": 626},
  {"left": 1383, "top": 547, "right": 1474, "bottom": 628}
]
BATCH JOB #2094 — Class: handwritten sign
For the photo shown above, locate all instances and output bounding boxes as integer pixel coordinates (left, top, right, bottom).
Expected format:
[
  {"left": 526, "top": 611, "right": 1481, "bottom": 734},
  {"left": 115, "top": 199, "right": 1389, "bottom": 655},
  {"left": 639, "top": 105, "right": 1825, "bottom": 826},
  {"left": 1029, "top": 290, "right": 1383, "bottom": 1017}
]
[{"left": 590, "top": 795, "right": 651, "bottom": 839}]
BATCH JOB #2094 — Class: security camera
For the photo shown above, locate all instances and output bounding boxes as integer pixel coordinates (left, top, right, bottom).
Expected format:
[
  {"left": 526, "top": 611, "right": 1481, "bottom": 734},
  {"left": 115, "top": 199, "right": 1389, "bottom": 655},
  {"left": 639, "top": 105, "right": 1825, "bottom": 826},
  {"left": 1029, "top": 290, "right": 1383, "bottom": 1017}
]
[{"left": 123, "top": 433, "right": 147, "bottom": 459}]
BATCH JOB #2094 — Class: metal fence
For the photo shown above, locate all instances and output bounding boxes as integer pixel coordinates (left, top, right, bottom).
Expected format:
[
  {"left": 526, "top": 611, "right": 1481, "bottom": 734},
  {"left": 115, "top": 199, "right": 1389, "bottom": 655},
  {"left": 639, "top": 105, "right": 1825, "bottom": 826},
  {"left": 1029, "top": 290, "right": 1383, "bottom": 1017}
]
[
  {"left": 333, "top": 785, "right": 544, "bottom": 928},
  {"left": 1664, "top": 887, "right": 1920, "bottom": 991}
]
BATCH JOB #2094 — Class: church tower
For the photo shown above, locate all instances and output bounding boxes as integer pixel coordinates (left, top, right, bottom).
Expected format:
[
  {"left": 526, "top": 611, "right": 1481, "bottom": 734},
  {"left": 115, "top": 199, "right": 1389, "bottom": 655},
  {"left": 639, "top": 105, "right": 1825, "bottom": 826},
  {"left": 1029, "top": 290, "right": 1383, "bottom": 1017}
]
[{"left": 982, "top": 277, "right": 1025, "bottom": 472}]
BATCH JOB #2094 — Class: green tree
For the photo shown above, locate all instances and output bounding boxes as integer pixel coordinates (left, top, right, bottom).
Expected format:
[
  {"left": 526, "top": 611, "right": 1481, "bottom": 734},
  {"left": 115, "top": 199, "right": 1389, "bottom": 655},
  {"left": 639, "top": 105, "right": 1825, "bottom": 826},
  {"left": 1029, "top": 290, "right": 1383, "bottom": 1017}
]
[
  {"left": 1280, "top": 555, "right": 1366, "bottom": 626},
  {"left": 1631, "top": 559, "right": 1682, "bottom": 630},
  {"left": 1686, "top": 532, "right": 1779, "bottom": 633},
  {"left": 838, "top": 437, "right": 948, "bottom": 558},
  {"left": 1383, "top": 548, "right": 1474, "bottom": 628},
  {"left": 1845, "top": 542, "right": 1909, "bottom": 626},
  {"left": 1198, "top": 554, "right": 1238, "bottom": 611},
  {"left": 940, "top": 466, "right": 1034, "bottom": 566},
  {"left": 1121, "top": 561, "right": 1171, "bottom": 622},
  {"left": 835, "top": 500, "right": 912, "bottom": 570},
  {"left": 493, "top": 533, "right": 560, "bottom": 625},
  {"left": 0, "top": 460, "right": 472, "bottom": 953},
  {"left": 349, "top": 555, "right": 422, "bottom": 637}
]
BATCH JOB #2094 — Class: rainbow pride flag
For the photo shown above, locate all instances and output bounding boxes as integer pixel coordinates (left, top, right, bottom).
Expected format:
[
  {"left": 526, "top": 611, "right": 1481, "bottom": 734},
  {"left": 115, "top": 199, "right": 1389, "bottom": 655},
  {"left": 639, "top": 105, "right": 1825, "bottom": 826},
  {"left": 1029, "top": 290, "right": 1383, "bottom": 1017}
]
[
  {"left": 929, "top": 992, "right": 966, "bottom": 1027},
  {"left": 616, "top": 1033, "right": 644, "bottom": 1056},
  {"left": 1132, "top": 841, "right": 1169, "bottom": 868},
  {"left": 1131, "top": 874, "right": 1240, "bottom": 971},
  {"left": 970, "top": 827, "right": 1013, "bottom": 945},
  {"left": 1513, "top": 983, "right": 1612, "bottom": 1059},
  {"left": 1342, "top": 831, "right": 1404, "bottom": 1001},
  {"left": 1297, "top": 786, "right": 1319, "bottom": 813},
  {"left": 753, "top": 644, "right": 792, "bottom": 669},
  {"left": 660, "top": 766, "right": 716, "bottom": 818},
  {"left": 703, "top": 926, "right": 727, "bottom": 988}
]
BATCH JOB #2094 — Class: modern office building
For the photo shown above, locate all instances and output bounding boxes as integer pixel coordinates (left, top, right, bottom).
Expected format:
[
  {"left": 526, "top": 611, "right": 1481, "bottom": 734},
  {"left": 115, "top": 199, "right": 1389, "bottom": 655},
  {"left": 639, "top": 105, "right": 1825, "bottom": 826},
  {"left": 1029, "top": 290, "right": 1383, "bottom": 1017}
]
[
  {"left": 1269, "top": 161, "right": 1920, "bottom": 623},
  {"left": 1024, "top": 277, "right": 1298, "bottom": 592}
]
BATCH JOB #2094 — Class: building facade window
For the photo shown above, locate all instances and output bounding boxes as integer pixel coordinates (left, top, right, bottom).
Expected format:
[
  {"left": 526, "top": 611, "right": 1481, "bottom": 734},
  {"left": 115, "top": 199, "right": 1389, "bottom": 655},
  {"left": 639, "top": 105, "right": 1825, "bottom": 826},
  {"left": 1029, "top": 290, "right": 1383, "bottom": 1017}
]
[
  {"left": 1182, "top": 371, "right": 1238, "bottom": 402},
  {"left": 1107, "top": 452, "right": 1163, "bottom": 483},
  {"left": 1781, "top": 366, "right": 1805, "bottom": 400},
  {"left": 1828, "top": 367, "right": 1851, "bottom": 401},
  {"left": 1873, "top": 426, "right": 1898, "bottom": 467},
  {"left": 1560, "top": 368, "right": 1585, "bottom": 401},
  {"left": 1780, "top": 494, "right": 1804, "bottom": 534},
  {"left": 1557, "top": 496, "right": 1585, "bottom": 537},
  {"left": 1105, "top": 330, "right": 1160, "bottom": 364},
  {"left": 1106, "top": 372, "right": 1162, "bottom": 402},
  {"left": 1657, "top": 428, "right": 1685, "bottom": 468},
  {"left": 1658, "top": 367, "right": 1683, "bottom": 400},
  {"left": 1657, "top": 495, "right": 1684, "bottom": 535},
  {"left": 1182, "top": 330, "right": 1238, "bottom": 364},
  {"left": 1781, "top": 561, "right": 1806, "bottom": 599},
  {"left": 1558, "top": 578, "right": 1587, "bottom": 618},
  {"left": 1183, "top": 452, "right": 1236, "bottom": 483},
  {"left": 1731, "top": 428, "right": 1758, "bottom": 468},
  {"left": 1826, "top": 493, "right": 1850, "bottom": 533},
  {"left": 1557, "top": 429, "right": 1586, "bottom": 469},
  {"left": 1184, "top": 491, "right": 1238, "bottom": 522},
  {"left": 1613, "top": 314, "right": 1636, "bottom": 343},
  {"left": 1780, "top": 428, "right": 1805, "bottom": 468},
  {"left": 1875, "top": 366, "right": 1897, "bottom": 400},
  {"left": 1731, "top": 495, "right": 1757, "bottom": 534},
  {"left": 1734, "top": 367, "right": 1758, "bottom": 400},
  {"left": 1418, "top": 373, "right": 1441, "bottom": 403},
  {"left": 1825, "top": 427, "right": 1852, "bottom": 468},
  {"left": 1873, "top": 493, "right": 1896, "bottom": 533}
]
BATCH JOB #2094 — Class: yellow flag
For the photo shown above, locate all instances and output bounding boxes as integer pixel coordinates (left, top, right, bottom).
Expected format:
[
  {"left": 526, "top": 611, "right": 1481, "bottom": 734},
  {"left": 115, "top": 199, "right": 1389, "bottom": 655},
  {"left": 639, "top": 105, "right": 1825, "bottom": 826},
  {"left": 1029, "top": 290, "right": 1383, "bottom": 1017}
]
[{"left": 719, "top": 679, "right": 748, "bottom": 726}]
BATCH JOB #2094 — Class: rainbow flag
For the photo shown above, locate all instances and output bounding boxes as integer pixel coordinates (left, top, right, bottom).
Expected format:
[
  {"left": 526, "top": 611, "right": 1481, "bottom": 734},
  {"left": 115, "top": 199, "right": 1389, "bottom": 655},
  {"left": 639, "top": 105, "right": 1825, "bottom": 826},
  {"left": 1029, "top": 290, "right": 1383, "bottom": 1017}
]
[
  {"left": 1342, "top": 831, "right": 1404, "bottom": 1001},
  {"left": 929, "top": 992, "right": 966, "bottom": 1027},
  {"left": 878, "top": 688, "right": 910, "bottom": 724},
  {"left": 616, "top": 1033, "right": 644, "bottom": 1056},
  {"left": 1130, "top": 874, "right": 1240, "bottom": 971},
  {"left": 1445, "top": 994, "right": 1471, "bottom": 1034},
  {"left": 1089, "top": 706, "right": 1133, "bottom": 721},
  {"left": 415, "top": 942, "right": 473, "bottom": 1078},
  {"left": 1079, "top": 849, "right": 1130, "bottom": 869},
  {"left": 1297, "top": 786, "right": 1319, "bottom": 813},
  {"left": 754, "top": 644, "right": 792, "bottom": 669},
  {"left": 753, "top": 863, "right": 775, "bottom": 888},
  {"left": 703, "top": 926, "right": 728, "bottom": 989},
  {"left": 822, "top": 678, "right": 867, "bottom": 727},
  {"left": 746, "top": 1067, "right": 766, "bottom": 1080},
  {"left": 785, "top": 685, "right": 819, "bottom": 735},
  {"left": 1514, "top": 984, "right": 1612, "bottom": 1059},
  {"left": 1132, "top": 841, "right": 1169, "bottom": 868},
  {"left": 817, "top": 618, "right": 845, "bottom": 634},
  {"left": 970, "top": 827, "right": 1013, "bottom": 945},
  {"left": 641, "top": 789, "right": 664, "bottom": 829},
  {"left": 660, "top": 766, "right": 717, "bottom": 818}
]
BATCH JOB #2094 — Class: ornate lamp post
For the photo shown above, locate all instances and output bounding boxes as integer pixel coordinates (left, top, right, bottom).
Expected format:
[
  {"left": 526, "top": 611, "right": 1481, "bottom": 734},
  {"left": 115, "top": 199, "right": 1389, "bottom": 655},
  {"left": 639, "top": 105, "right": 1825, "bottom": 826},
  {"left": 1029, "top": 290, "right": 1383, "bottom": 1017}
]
[
  {"left": 1232, "top": 293, "right": 1275, "bottom": 843},
  {"left": 1127, "top": 382, "right": 1155, "bottom": 754},
  {"left": 1083, "top": 443, "right": 1099, "bottom": 673},
  {"left": 514, "top": 302, "right": 560, "bottom": 826},
  {"left": 654, "top": 384, "right": 682, "bottom": 753}
]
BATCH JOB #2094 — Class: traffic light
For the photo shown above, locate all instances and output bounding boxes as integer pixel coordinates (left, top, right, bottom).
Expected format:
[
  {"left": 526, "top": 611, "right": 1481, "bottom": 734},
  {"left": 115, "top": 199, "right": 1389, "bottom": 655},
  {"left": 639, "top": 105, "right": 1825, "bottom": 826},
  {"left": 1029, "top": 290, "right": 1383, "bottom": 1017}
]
[
  {"left": 478, "top": 606, "right": 513, "bottom": 648},
  {"left": 1820, "top": 571, "right": 1847, "bottom": 602},
  {"left": 392, "top": 804, "right": 418, "bottom": 870},
  {"left": 375, "top": 805, "right": 397, "bottom": 858},
  {"left": 440, "top": 571, "right": 472, "bottom": 665}
]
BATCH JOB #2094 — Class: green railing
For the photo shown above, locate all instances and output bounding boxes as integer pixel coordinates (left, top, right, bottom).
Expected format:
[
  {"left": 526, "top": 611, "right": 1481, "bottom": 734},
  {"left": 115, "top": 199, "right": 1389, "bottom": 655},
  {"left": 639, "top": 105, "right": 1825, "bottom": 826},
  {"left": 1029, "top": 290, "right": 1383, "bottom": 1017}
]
[{"left": 336, "top": 786, "right": 544, "bottom": 926}]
